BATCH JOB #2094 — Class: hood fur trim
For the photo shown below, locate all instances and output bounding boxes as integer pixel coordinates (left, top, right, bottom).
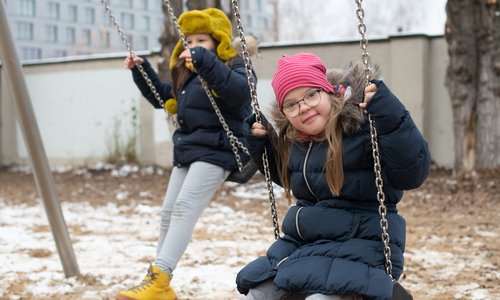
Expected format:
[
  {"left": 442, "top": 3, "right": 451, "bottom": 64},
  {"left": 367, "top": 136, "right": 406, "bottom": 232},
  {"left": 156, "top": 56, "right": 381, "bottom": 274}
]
[{"left": 232, "top": 35, "right": 260, "bottom": 58}]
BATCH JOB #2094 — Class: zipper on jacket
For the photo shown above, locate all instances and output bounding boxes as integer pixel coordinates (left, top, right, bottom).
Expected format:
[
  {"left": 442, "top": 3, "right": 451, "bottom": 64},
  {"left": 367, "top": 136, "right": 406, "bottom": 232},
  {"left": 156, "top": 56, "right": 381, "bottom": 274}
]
[
  {"left": 303, "top": 141, "right": 319, "bottom": 201},
  {"left": 295, "top": 206, "right": 305, "bottom": 240},
  {"left": 276, "top": 256, "right": 289, "bottom": 268}
]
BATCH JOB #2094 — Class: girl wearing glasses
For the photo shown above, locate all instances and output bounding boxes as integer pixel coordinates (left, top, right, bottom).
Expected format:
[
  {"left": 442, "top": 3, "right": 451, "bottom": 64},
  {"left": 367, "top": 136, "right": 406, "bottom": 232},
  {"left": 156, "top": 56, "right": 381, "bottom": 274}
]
[{"left": 236, "top": 52, "right": 430, "bottom": 299}]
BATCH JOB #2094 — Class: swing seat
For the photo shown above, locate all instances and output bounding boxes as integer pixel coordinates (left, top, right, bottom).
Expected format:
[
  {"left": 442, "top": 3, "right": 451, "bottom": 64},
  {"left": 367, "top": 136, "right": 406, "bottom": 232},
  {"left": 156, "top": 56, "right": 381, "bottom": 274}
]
[{"left": 226, "top": 159, "right": 258, "bottom": 183}]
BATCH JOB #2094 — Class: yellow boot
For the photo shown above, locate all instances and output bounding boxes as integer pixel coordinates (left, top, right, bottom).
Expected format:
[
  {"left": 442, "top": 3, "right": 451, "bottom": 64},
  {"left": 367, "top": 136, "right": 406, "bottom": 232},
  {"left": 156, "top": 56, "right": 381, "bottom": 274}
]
[{"left": 116, "top": 265, "right": 177, "bottom": 300}]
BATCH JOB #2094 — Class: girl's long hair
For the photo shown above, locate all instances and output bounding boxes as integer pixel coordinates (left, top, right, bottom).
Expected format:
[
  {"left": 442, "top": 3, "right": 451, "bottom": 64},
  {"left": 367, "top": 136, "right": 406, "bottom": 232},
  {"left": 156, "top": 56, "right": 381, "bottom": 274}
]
[
  {"left": 171, "top": 59, "right": 192, "bottom": 96},
  {"left": 273, "top": 93, "right": 345, "bottom": 199}
]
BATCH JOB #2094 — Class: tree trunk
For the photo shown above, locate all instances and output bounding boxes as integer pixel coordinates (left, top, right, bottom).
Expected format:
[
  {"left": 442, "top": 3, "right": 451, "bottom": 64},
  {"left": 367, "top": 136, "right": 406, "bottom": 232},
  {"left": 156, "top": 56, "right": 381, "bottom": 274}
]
[
  {"left": 445, "top": 0, "right": 500, "bottom": 172},
  {"left": 158, "top": 1, "right": 184, "bottom": 83}
]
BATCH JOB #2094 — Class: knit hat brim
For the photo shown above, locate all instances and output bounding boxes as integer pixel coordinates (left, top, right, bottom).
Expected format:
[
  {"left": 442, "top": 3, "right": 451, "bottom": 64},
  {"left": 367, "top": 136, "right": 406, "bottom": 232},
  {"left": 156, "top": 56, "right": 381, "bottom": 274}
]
[{"left": 272, "top": 52, "right": 334, "bottom": 109}]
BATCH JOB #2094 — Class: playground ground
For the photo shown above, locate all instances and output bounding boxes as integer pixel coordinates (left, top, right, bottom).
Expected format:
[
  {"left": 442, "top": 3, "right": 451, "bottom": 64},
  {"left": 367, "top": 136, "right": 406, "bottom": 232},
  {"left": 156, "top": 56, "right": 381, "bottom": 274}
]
[{"left": 0, "top": 165, "right": 499, "bottom": 299}]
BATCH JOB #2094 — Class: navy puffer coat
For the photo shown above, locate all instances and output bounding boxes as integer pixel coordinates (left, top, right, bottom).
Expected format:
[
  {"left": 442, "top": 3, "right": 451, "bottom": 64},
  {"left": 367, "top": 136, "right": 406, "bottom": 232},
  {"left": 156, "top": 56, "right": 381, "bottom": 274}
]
[
  {"left": 131, "top": 47, "right": 253, "bottom": 170},
  {"left": 236, "top": 66, "right": 430, "bottom": 299}
]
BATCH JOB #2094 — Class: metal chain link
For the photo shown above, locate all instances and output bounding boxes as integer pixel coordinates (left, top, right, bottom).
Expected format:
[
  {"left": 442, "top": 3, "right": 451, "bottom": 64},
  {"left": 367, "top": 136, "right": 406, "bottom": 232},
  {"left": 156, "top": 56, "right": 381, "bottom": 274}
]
[
  {"left": 355, "top": 0, "right": 372, "bottom": 85},
  {"left": 231, "top": 0, "right": 280, "bottom": 239},
  {"left": 100, "top": 0, "right": 177, "bottom": 128},
  {"left": 163, "top": 0, "right": 248, "bottom": 172},
  {"left": 230, "top": 0, "right": 263, "bottom": 125},
  {"left": 355, "top": 0, "right": 393, "bottom": 278}
]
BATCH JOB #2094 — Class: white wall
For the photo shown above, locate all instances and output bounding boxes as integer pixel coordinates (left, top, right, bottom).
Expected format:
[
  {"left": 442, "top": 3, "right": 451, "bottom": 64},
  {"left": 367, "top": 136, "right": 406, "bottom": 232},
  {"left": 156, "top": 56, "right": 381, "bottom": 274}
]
[
  {"left": 0, "top": 35, "right": 455, "bottom": 169},
  {"left": 1, "top": 55, "right": 173, "bottom": 168}
]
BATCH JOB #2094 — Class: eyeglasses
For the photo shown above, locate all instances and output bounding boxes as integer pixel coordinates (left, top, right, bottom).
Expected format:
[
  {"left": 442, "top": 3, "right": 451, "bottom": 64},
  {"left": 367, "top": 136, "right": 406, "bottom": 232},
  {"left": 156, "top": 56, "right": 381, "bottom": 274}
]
[{"left": 281, "top": 88, "right": 322, "bottom": 117}]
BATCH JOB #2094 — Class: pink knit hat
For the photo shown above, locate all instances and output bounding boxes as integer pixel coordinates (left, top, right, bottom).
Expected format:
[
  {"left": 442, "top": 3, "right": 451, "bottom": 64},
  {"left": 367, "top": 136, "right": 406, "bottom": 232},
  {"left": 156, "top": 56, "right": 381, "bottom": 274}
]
[{"left": 272, "top": 52, "right": 334, "bottom": 109}]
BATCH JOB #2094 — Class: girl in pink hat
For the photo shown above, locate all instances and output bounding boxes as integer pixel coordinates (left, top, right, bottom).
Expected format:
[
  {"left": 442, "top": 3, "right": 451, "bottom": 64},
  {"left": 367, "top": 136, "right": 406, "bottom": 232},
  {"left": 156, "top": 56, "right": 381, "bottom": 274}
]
[{"left": 236, "top": 52, "right": 430, "bottom": 299}]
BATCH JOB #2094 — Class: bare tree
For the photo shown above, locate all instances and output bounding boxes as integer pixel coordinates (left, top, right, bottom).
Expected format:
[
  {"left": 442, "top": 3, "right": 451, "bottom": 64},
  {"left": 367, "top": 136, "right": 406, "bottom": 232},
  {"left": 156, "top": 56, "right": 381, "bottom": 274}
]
[
  {"left": 445, "top": 0, "right": 500, "bottom": 172},
  {"left": 158, "top": 1, "right": 184, "bottom": 82}
]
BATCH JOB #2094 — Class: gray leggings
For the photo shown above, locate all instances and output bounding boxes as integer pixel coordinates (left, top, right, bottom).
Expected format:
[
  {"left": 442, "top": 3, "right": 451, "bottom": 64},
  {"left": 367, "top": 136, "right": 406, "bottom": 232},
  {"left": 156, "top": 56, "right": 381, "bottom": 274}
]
[
  {"left": 155, "top": 161, "right": 229, "bottom": 274},
  {"left": 242, "top": 279, "right": 355, "bottom": 300}
]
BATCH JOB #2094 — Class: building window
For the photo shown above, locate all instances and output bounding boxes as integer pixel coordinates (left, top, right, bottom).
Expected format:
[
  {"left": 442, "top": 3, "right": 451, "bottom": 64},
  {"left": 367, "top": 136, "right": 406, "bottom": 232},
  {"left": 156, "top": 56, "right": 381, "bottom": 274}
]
[
  {"left": 102, "top": 11, "right": 113, "bottom": 27},
  {"left": 139, "top": 0, "right": 148, "bottom": 10},
  {"left": 84, "top": 7, "right": 95, "bottom": 24},
  {"left": 157, "top": 17, "right": 164, "bottom": 29},
  {"left": 66, "top": 27, "right": 76, "bottom": 45},
  {"left": 17, "top": 0, "right": 35, "bottom": 17},
  {"left": 48, "top": 2, "right": 60, "bottom": 20},
  {"left": 121, "top": 12, "right": 134, "bottom": 29},
  {"left": 54, "top": 49, "right": 67, "bottom": 57},
  {"left": 124, "top": 33, "right": 133, "bottom": 47},
  {"left": 260, "top": 17, "right": 269, "bottom": 30},
  {"left": 16, "top": 21, "right": 34, "bottom": 41},
  {"left": 140, "top": 36, "right": 148, "bottom": 50},
  {"left": 121, "top": 0, "right": 133, "bottom": 8},
  {"left": 82, "top": 29, "right": 91, "bottom": 46},
  {"left": 46, "top": 25, "right": 58, "bottom": 43},
  {"left": 141, "top": 16, "right": 150, "bottom": 31},
  {"left": 68, "top": 5, "right": 78, "bottom": 22},
  {"left": 99, "top": 30, "right": 110, "bottom": 47},
  {"left": 20, "top": 47, "right": 41, "bottom": 60}
]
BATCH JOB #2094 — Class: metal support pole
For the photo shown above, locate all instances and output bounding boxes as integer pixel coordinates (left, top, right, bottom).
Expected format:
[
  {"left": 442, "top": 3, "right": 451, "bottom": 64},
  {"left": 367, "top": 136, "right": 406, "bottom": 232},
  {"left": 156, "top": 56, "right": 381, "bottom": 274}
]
[{"left": 0, "top": 1, "right": 80, "bottom": 277}]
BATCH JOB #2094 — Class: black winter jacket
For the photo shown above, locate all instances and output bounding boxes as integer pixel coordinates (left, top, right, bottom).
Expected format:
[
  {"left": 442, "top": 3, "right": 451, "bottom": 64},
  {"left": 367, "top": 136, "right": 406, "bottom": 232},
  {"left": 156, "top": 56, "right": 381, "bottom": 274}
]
[
  {"left": 236, "top": 67, "right": 431, "bottom": 299},
  {"left": 131, "top": 47, "right": 254, "bottom": 170}
]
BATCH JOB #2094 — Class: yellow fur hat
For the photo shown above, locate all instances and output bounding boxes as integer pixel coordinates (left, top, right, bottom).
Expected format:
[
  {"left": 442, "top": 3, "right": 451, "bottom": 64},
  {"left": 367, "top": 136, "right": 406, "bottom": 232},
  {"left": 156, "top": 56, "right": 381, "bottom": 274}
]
[{"left": 169, "top": 8, "right": 238, "bottom": 70}]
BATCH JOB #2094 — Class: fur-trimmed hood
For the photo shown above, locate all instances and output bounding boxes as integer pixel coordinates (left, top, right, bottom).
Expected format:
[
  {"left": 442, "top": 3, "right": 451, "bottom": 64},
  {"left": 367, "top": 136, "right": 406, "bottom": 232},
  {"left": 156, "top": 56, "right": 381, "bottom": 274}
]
[
  {"left": 270, "top": 62, "right": 380, "bottom": 136},
  {"left": 232, "top": 34, "right": 259, "bottom": 58},
  {"left": 328, "top": 62, "right": 380, "bottom": 135}
]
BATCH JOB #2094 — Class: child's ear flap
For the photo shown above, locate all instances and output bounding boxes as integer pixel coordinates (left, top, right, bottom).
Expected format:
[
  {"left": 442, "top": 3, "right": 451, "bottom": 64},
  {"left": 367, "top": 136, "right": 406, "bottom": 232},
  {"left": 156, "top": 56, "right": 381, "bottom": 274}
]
[
  {"left": 169, "top": 40, "right": 184, "bottom": 70},
  {"left": 211, "top": 29, "right": 238, "bottom": 61}
]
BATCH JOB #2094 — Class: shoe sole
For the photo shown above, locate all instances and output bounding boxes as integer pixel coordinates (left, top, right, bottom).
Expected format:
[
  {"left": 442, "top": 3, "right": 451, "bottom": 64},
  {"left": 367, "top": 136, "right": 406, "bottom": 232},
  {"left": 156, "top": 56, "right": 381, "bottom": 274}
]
[{"left": 115, "top": 293, "right": 177, "bottom": 300}]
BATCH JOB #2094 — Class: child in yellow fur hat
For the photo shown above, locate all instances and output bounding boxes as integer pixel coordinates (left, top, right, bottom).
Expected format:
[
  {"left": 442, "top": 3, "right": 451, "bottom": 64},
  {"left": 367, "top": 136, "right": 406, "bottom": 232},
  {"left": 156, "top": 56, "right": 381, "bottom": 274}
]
[{"left": 117, "top": 8, "right": 255, "bottom": 300}]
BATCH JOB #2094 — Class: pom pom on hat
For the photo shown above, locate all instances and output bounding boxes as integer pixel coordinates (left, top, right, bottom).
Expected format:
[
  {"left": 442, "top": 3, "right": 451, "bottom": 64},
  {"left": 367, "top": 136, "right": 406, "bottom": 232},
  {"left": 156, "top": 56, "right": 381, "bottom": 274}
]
[
  {"left": 169, "top": 8, "right": 238, "bottom": 70},
  {"left": 164, "top": 98, "right": 177, "bottom": 114},
  {"left": 272, "top": 52, "right": 334, "bottom": 109}
]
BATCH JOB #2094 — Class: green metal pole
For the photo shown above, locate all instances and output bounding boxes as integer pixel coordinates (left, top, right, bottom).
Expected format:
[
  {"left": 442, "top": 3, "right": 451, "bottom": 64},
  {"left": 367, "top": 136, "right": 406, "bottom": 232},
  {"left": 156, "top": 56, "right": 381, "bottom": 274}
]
[{"left": 0, "top": 1, "right": 80, "bottom": 277}]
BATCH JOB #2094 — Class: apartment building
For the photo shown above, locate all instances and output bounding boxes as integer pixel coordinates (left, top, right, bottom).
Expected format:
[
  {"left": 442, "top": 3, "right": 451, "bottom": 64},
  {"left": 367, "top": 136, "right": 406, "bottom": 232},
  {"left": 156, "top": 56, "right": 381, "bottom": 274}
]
[
  {"left": 3, "top": 0, "right": 276, "bottom": 62},
  {"left": 3, "top": 0, "right": 166, "bottom": 60},
  {"left": 222, "top": 0, "right": 278, "bottom": 42}
]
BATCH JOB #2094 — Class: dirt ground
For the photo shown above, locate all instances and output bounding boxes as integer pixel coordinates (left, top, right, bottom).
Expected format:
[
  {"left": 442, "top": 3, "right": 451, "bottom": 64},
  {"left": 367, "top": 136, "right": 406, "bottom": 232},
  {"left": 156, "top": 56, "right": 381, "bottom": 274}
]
[{"left": 0, "top": 165, "right": 499, "bottom": 299}]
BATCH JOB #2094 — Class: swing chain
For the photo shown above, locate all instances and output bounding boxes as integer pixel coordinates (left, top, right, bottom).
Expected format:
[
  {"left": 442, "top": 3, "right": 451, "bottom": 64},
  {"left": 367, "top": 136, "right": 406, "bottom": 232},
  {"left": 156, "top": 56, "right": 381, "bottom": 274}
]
[
  {"left": 163, "top": 0, "right": 248, "bottom": 171},
  {"left": 100, "top": 0, "right": 177, "bottom": 128},
  {"left": 355, "top": 0, "right": 372, "bottom": 86},
  {"left": 231, "top": 0, "right": 280, "bottom": 239},
  {"left": 355, "top": 0, "right": 393, "bottom": 278},
  {"left": 369, "top": 114, "right": 393, "bottom": 277},
  {"left": 164, "top": 1, "right": 188, "bottom": 50},
  {"left": 231, "top": 0, "right": 263, "bottom": 125}
]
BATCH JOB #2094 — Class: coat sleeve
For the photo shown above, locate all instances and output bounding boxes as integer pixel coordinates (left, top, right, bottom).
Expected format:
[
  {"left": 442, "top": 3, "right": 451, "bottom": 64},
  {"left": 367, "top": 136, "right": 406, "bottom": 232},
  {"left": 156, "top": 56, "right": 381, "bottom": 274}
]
[
  {"left": 242, "top": 114, "right": 283, "bottom": 186},
  {"left": 365, "top": 80, "right": 431, "bottom": 190},
  {"left": 190, "top": 47, "right": 254, "bottom": 109},
  {"left": 131, "top": 57, "right": 174, "bottom": 109}
]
